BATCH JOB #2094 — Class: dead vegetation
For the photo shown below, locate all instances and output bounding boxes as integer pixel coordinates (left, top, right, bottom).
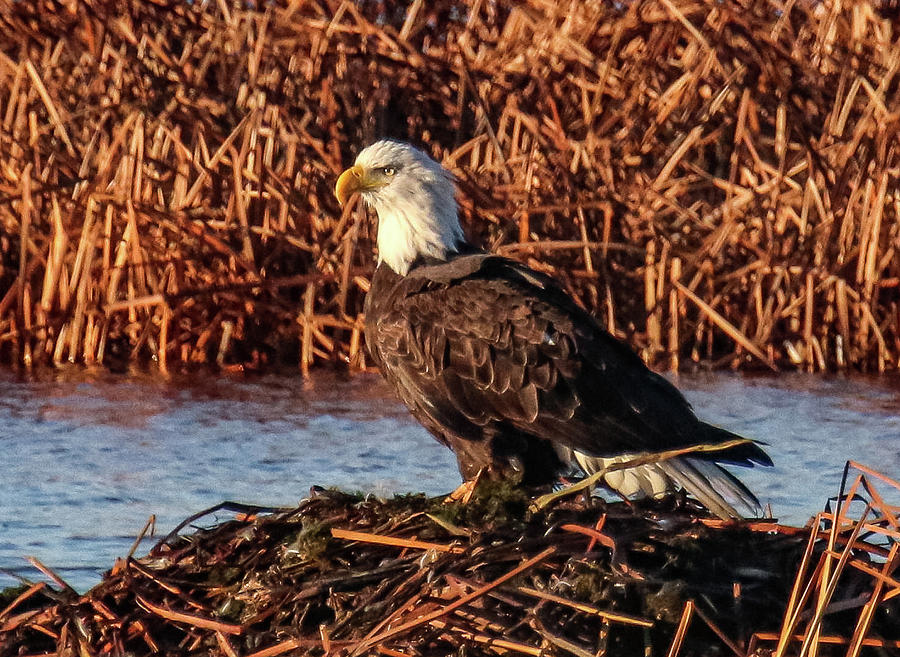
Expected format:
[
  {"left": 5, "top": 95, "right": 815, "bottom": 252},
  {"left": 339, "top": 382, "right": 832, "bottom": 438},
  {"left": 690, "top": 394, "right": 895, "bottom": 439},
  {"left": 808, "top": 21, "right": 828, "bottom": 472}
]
[
  {"left": 1, "top": 461, "right": 898, "bottom": 657},
  {"left": 0, "top": 0, "right": 899, "bottom": 374}
]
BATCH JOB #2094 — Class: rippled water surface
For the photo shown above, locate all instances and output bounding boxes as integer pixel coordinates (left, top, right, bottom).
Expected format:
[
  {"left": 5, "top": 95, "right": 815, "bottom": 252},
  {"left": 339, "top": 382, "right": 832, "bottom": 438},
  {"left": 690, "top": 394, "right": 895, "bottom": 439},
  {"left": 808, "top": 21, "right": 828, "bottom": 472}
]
[{"left": 1, "top": 369, "right": 899, "bottom": 592}]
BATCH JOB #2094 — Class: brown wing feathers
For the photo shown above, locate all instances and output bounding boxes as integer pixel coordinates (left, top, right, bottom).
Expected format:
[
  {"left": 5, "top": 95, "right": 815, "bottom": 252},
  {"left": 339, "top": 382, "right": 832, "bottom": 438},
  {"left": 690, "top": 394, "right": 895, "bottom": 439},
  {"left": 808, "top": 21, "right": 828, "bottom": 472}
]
[
  {"left": 365, "top": 254, "right": 770, "bottom": 486},
  {"left": 369, "top": 258, "right": 587, "bottom": 463}
]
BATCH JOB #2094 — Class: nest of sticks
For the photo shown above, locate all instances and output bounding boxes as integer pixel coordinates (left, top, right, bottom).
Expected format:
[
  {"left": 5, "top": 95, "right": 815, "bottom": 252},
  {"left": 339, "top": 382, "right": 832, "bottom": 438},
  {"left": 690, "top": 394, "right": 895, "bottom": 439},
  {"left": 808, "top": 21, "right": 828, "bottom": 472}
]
[
  {"left": 1, "top": 462, "right": 899, "bottom": 657},
  {"left": 0, "top": 0, "right": 899, "bottom": 375}
]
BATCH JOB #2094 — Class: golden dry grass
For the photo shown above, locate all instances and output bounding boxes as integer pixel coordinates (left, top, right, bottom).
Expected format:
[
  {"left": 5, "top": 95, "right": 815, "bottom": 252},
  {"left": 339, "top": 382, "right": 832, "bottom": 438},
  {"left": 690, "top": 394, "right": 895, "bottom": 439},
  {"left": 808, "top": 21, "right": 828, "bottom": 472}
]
[{"left": 0, "top": 0, "right": 898, "bottom": 374}]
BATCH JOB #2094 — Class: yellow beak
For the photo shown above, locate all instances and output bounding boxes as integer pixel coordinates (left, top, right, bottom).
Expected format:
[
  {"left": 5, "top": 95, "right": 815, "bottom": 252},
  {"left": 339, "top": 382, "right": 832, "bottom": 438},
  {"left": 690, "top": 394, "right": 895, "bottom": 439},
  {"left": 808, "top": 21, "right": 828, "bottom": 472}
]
[{"left": 335, "top": 164, "right": 366, "bottom": 206}]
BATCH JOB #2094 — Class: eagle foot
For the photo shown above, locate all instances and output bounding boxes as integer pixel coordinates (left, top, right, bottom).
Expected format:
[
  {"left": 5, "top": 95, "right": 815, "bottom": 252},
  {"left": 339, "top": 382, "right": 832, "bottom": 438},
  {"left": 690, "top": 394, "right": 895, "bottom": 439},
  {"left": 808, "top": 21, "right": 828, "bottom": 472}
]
[
  {"left": 530, "top": 469, "right": 608, "bottom": 512},
  {"left": 443, "top": 469, "right": 484, "bottom": 505}
]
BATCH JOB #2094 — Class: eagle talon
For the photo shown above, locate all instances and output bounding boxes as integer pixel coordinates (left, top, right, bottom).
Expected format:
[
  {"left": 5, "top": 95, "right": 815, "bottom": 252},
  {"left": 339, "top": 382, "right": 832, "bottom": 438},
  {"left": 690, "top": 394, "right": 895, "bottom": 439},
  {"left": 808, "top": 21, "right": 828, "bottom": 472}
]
[{"left": 444, "top": 469, "right": 484, "bottom": 505}]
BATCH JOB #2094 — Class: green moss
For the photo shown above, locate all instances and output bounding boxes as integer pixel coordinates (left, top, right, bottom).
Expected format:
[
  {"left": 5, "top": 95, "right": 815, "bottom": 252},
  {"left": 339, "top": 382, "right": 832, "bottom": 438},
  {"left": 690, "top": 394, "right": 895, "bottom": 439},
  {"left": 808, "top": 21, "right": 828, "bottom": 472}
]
[
  {"left": 382, "top": 492, "right": 429, "bottom": 514},
  {"left": 429, "top": 477, "right": 531, "bottom": 533},
  {"left": 571, "top": 567, "right": 609, "bottom": 604},
  {"left": 284, "top": 521, "right": 332, "bottom": 563},
  {"left": 206, "top": 565, "right": 243, "bottom": 586},
  {"left": 643, "top": 581, "right": 687, "bottom": 623},
  {"left": 0, "top": 584, "right": 30, "bottom": 606}
]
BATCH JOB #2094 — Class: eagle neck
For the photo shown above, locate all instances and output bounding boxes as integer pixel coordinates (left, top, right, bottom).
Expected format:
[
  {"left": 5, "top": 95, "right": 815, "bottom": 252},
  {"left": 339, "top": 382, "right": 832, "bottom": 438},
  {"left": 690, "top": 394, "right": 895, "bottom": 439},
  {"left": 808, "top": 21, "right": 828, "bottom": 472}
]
[{"left": 372, "top": 195, "right": 466, "bottom": 276}]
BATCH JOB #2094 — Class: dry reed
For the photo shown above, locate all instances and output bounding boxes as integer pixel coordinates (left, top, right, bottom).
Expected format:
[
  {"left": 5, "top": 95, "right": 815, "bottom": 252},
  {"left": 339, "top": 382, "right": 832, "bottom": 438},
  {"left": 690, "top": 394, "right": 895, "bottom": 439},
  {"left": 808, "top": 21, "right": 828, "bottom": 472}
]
[{"left": 0, "top": 0, "right": 899, "bottom": 374}]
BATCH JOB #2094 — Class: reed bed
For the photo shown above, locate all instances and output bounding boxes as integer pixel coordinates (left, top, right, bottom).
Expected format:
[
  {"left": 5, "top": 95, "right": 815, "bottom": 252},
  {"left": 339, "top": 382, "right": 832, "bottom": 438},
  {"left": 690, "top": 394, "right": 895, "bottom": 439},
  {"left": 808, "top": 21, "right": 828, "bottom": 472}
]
[
  {"left": 1, "top": 461, "right": 898, "bottom": 656},
  {"left": 0, "top": 0, "right": 899, "bottom": 374}
]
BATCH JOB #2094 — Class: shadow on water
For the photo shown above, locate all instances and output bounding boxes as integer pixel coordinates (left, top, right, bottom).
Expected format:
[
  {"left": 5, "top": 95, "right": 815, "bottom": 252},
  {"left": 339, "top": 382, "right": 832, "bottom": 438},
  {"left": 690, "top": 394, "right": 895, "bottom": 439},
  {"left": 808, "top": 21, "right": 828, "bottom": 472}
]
[{"left": 1, "top": 367, "right": 899, "bottom": 592}]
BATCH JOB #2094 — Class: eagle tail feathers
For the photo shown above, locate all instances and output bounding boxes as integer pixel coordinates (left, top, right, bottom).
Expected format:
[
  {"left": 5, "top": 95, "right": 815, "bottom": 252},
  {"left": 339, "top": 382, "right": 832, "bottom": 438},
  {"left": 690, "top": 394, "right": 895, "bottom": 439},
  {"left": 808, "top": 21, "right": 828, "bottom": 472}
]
[
  {"left": 697, "top": 423, "right": 774, "bottom": 467},
  {"left": 571, "top": 450, "right": 763, "bottom": 520},
  {"left": 659, "top": 457, "right": 763, "bottom": 520}
]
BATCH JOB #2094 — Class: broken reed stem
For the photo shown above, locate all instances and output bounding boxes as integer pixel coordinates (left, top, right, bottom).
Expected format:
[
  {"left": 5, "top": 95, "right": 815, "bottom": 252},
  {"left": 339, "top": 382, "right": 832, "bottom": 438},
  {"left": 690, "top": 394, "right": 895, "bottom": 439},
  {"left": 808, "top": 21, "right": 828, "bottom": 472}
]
[
  {"left": 330, "top": 528, "right": 465, "bottom": 554},
  {"left": 348, "top": 547, "right": 556, "bottom": 656},
  {"left": 300, "top": 284, "right": 316, "bottom": 378},
  {"left": 135, "top": 595, "right": 243, "bottom": 635},
  {"left": 666, "top": 600, "right": 694, "bottom": 657},
  {"left": 674, "top": 281, "right": 778, "bottom": 371},
  {"left": 771, "top": 462, "right": 900, "bottom": 657},
  {"left": 517, "top": 587, "right": 653, "bottom": 627},
  {"left": 429, "top": 619, "right": 545, "bottom": 656},
  {"left": 0, "top": 582, "right": 46, "bottom": 621},
  {"left": 799, "top": 506, "right": 872, "bottom": 657},
  {"left": 846, "top": 543, "right": 899, "bottom": 657}
]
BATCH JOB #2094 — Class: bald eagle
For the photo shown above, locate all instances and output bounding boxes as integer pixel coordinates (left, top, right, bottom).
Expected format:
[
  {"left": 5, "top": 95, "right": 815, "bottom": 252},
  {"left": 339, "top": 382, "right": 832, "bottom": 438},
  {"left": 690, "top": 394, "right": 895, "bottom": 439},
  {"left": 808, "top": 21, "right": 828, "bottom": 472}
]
[{"left": 335, "top": 140, "right": 771, "bottom": 519}]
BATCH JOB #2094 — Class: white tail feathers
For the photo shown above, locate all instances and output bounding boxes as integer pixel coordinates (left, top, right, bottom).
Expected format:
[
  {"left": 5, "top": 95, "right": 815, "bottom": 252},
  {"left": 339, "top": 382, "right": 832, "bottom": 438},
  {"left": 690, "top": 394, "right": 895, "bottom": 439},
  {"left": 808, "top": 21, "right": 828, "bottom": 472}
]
[
  {"left": 571, "top": 450, "right": 762, "bottom": 520},
  {"left": 659, "top": 457, "right": 762, "bottom": 519}
]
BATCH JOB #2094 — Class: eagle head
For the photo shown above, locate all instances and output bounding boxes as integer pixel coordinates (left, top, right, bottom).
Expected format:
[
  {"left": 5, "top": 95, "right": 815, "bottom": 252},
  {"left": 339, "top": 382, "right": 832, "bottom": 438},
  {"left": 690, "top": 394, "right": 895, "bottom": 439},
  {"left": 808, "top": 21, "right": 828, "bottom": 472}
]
[{"left": 335, "top": 140, "right": 466, "bottom": 275}]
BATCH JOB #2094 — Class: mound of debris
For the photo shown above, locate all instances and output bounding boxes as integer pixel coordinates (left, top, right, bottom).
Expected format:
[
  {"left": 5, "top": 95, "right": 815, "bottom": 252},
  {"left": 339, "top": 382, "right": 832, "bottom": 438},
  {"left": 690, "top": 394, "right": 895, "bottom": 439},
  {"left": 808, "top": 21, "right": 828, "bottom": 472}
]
[{"left": 3, "top": 462, "right": 899, "bottom": 657}]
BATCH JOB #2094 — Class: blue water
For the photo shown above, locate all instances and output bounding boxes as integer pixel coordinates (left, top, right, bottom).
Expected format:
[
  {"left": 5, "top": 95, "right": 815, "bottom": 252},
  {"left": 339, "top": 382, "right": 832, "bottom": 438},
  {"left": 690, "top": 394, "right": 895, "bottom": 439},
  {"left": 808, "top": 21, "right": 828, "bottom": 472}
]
[{"left": 1, "top": 369, "right": 898, "bottom": 592}]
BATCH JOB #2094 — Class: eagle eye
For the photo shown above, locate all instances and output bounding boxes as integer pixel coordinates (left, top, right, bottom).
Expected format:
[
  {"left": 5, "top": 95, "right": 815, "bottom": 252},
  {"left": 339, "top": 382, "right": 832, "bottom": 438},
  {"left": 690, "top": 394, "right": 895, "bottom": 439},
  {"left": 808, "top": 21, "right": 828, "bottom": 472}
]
[{"left": 380, "top": 167, "right": 396, "bottom": 176}]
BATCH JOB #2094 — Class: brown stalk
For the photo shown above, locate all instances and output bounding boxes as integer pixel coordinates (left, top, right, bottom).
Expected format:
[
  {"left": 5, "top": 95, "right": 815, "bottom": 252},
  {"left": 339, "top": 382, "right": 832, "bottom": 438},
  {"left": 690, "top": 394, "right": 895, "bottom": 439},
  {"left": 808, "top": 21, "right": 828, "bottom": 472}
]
[
  {"left": 348, "top": 547, "right": 555, "bottom": 656},
  {"left": 24, "top": 60, "right": 75, "bottom": 157},
  {"left": 330, "top": 528, "right": 465, "bottom": 554},
  {"left": 665, "top": 600, "right": 694, "bottom": 657},
  {"left": 516, "top": 586, "right": 652, "bottom": 627},
  {"left": 134, "top": 595, "right": 243, "bottom": 635},
  {"left": 24, "top": 556, "right": 77, "bottom": 596},
  {"left": 429, "top": 619, "right": 544, "bottom": 656},
  {"left": 674, "top": 281, "right": 777, "bottom": 371},
  {"left": 846, "top": 543, "right": 899, "bottom": 657},
  {"left": 801, "top": 506, "right": 872, "bottom": 657},
  {"left": 0, "top": 582, "right": 46, "bottom": 621}
]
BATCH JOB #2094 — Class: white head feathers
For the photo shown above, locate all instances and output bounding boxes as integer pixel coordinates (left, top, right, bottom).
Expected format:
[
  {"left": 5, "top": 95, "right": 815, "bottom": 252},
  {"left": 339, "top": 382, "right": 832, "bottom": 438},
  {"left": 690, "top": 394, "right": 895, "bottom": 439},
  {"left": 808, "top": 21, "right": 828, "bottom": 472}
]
[{"left": 351, "top": 140, "right": 466, "bottom": 275}]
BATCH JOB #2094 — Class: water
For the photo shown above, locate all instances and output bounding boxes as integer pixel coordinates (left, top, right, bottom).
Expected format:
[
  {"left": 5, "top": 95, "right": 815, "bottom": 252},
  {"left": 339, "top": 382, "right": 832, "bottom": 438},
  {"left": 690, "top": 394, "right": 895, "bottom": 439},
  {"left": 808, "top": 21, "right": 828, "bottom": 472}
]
[{"left": 1, "top": 369, "right": 898, "bottom": 593}]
